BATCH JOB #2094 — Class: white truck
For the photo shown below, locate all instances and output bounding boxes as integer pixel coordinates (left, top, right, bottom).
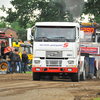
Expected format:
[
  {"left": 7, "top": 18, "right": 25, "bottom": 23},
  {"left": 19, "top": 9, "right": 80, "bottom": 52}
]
[{"left": 32, "top": 22, "right": 85, "bottom": 82}]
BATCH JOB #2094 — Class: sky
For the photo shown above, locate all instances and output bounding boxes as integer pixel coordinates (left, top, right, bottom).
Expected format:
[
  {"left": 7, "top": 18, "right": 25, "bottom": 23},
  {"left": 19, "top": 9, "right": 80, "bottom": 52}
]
[
  {"left": 0, "top": 0, "right": 13, "bottom": 17},
  {"left": 0, "top": 0, "right": 88, "bottom": 22}
]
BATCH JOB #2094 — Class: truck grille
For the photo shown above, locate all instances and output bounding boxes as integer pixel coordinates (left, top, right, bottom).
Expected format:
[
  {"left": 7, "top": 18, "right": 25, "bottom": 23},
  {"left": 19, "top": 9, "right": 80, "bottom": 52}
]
[
  {"left": 46, "top": 60, "right": 62, "bottom": 67},
  {"left": 46, "top": 51, "right": 62, "bottom": 58}
]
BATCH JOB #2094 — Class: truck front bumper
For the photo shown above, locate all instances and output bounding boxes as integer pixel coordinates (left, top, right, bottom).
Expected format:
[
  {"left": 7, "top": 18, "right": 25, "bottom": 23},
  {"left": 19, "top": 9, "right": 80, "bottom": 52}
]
[{"left": 32, "top": 67, "right": 78, "bottom": 73}]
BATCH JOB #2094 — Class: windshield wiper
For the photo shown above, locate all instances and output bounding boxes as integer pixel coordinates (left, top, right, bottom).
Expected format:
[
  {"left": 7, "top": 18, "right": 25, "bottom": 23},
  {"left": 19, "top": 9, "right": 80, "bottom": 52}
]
[
  {"left": 36, "top": 37, "right": 52, "bottom": 41},
  {"left": 54, "top": 37, "right": 70, "bottom": 42}
]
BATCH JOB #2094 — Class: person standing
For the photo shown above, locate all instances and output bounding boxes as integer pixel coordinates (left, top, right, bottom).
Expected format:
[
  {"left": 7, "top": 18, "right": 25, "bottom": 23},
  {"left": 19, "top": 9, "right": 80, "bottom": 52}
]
[
  {"left": 16, "top": 51, "right": 21, "bottom": 73},
  {"left": 6, "top": 48, "right": 11, "bottom": 73},
  {"left": 21, "top": 51, "right": 28, "bottom": 73},
  {"left": 6, "top": 55, "right": 11, "bottom": 73},
  {"left": 9, "top": 49, "right": 16, "bottom": 74}
]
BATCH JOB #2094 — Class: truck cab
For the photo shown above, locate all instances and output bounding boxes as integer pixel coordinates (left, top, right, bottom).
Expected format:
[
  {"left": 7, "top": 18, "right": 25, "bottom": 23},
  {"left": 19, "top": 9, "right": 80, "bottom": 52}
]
[{"left": 32, "top": 22, "right": 85, "bottom": 81}]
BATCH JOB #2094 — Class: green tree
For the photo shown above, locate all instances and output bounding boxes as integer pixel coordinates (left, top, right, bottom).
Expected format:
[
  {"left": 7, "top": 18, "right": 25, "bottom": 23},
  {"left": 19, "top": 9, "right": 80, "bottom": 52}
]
[
  {"left": 2, "top": 0, "right": 73, "bottom": 29},
  {"left": 36, "top": 0, "right": 73, "bottom": 22},
  {"left": 0, "top": 20, "right": 7, "bottom": 28},
  {"left": 11, "top": 21, "right": 27, "bottom": 41},
  {"left": 83, "top": 0, "right": 100, "bottom": 23},
  {"left": 0, "top": 21, "right": 7, "bottom": 28}
]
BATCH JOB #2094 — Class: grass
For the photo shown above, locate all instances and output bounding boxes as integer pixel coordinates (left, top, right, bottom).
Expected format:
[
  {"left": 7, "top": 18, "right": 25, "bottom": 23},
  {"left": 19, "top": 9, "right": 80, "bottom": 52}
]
[
  {"left": 93, "top": 97, "right": 100, "bottom": 100},
  {"left": 21, "top": 71, "right": 32, "bottom": 74},
  {"left": 26, "top": 71, "right": 32, "bottom": 74}
]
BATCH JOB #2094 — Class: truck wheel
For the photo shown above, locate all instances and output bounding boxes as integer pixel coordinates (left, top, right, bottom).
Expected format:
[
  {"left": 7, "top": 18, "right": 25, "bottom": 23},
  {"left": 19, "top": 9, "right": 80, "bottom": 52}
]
[
  {"left": 80, "top": 67, "right": 86, "bottom": 81},
  {"left": 0, "top": 61, "right": 7, "bottom": 71},
  {"left": 49, "top": 76, "right": 53, "bottom": 80},
  {"left": 33, "top": 72, "right": 40, "bottom": 81},
  {"left": 71, "top": 72, "right": 80, "bottom": 82},
  {"left": 71, "top": 66, "right": 80, "bottom": 82}
]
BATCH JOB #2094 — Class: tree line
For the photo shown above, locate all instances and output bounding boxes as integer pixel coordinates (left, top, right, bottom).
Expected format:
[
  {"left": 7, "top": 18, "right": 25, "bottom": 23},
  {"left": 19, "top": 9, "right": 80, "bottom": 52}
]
[{"left": 0, "top": 0, "right": 100, "bottom": 41}]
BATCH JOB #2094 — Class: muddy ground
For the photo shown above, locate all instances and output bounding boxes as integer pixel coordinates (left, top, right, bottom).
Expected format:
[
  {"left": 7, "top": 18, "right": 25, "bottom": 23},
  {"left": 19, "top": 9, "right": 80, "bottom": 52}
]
[{"left": 0, "top": 74, "right": 100, "bottom": 100}]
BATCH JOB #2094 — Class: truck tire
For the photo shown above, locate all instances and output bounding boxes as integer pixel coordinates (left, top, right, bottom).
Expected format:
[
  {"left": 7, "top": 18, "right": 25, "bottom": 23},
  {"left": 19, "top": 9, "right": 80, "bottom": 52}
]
[
  {"left": 71, "top": 66, "right": 80, "bottom": 82},
  {"left": 49, "top": 76, "right": 53, "bottom": 80},
  {"left": 71, "top": 72, "right": 80, "bottom": 82},
  {"left": 0, "top": 61, "right": 8, "bottom": 71},
  {"left": 33, "top": 72, "right": 40, "bottom": 81},
  {"left": 80, "top": 67, "right": 86, "bottom": 81}
]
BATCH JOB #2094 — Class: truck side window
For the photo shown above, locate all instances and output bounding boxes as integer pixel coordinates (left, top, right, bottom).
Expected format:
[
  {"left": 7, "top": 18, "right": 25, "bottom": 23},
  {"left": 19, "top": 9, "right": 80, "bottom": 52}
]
[{"left": 97, "top": 36, "right": 100, "bottom": 43}]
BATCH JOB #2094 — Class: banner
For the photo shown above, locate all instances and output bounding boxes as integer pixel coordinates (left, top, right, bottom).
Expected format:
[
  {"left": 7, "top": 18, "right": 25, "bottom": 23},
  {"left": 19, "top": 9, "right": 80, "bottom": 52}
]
[
  {"left": 81, "top": 47, "right": 99, "bottom": 54},
  {"left": 81, "top": 26, "right": 96, "bottom": 36}
]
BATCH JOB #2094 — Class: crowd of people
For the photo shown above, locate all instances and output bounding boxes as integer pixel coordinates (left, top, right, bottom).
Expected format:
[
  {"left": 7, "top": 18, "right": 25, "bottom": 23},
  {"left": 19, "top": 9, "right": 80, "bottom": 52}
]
[{"left": 6, "top": 48, "right": 29, "bottom": 74}]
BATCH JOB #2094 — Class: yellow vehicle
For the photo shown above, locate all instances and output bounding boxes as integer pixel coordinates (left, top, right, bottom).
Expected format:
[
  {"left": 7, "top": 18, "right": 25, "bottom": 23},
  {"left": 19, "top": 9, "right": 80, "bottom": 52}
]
[{"left": 13, "top": 41, "right": 33, "bottom": 70}]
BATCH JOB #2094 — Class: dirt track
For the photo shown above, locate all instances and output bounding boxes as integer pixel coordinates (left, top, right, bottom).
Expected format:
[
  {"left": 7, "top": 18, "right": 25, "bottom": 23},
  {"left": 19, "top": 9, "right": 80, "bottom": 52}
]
[{"left": 0, "top": 74, "right": 100, "bottom": 100}]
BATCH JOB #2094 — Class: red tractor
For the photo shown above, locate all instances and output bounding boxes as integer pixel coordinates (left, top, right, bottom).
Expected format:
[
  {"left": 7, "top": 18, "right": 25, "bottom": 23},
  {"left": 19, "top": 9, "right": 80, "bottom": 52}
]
[{"left": 0, "top": 31, "right": 13, "bottom": 73}]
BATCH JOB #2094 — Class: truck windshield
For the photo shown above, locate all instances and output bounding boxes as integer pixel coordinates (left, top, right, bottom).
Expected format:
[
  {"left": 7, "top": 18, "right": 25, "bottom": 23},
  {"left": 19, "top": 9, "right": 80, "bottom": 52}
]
[
  {"left": 21, "top": 46, "right": 32, "bottom": 54},
  {"left": 35, "top": 26, "right": 76, "bottom": 42},
  {"left": 14, "top": 47, "right": 20, "bottom": 52}
]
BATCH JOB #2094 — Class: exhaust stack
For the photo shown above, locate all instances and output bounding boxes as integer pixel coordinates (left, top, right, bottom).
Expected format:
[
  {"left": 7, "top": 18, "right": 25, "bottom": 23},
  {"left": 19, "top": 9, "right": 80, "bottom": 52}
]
[{"left": 27, "top": 28, "right": 31, "bottom": 41}]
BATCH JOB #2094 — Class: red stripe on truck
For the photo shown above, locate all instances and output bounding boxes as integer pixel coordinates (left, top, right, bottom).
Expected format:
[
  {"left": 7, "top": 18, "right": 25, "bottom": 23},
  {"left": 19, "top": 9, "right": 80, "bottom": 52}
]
[{"left": 32, "top": 67, "right": 78, "bottom": 73}]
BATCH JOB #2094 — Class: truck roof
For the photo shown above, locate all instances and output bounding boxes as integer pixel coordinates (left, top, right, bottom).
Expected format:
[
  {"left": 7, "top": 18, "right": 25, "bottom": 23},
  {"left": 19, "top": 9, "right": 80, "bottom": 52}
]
[{"left": 35, "top": 22, "right": 80, "bottom": 27}]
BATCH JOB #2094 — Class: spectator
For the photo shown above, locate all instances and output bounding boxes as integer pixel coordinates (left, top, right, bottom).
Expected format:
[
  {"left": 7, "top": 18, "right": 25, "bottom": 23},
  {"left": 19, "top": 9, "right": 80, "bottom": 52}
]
[
  {"left": 6, "top": 55, "right": 11, "bottom": 73},
  {"left": 6, "top": 48, "right": 11, "bottom": 73},
  {"left": 16, "top": 51, "right": 21, "bottom": 73},
  {"left": 21, "top": 51, "right": 28, "bottom": 73},
  {"left": 9, "top": 49, "right": 16, "bottom": 74}
]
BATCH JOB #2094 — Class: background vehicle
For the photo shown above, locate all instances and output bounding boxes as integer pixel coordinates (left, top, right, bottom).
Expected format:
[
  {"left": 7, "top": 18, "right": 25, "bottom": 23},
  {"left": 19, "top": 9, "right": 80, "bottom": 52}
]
[
  {"left": 0, "top": 31, "right": 13, "bottom": 74},
  {"left": 13, "top": 41, "right": 33, "bottom": 70},
  {"left": 80, "top": 22, "right": 100, "bottom": 78},
  {"left": 32, "top": 22, "right": 85, "bottom": 82}
]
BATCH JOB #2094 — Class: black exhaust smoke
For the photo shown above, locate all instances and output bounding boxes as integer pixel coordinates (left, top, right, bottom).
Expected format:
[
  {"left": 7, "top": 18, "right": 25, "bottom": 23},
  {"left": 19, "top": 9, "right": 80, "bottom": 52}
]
[{"left": 51, "top": 0, "right": 84, "bottom": 21}]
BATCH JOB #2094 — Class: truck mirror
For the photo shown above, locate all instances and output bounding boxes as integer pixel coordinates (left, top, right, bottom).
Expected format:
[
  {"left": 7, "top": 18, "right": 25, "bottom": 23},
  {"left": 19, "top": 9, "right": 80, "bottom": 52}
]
[
  {"left": 97, "top": 36, "right": 100, "bottom": 43},
  {"left": 80, "top": 31, "right": 84, "bottom": 39},
  {"left": 27, "top": 28, "right": 32, "bottom": 41},
  {"left": 30, "top": 35, "right": 34, "bottom": 40}
]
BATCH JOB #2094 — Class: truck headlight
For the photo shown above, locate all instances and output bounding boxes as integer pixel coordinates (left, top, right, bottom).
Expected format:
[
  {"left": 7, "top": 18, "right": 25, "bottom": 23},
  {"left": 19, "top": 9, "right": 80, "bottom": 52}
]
[
  {"left": 34, "top": 60, "right": 40, "bottom": 64},
  {"left": 36, "top": 68, "right": 40, "bottom": 71},
  {"left": 68, "top": 68, "right": 72, "bottom": 71},
  {"left": 68, "top": 60, "right": 74, "bottom": 64}
]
